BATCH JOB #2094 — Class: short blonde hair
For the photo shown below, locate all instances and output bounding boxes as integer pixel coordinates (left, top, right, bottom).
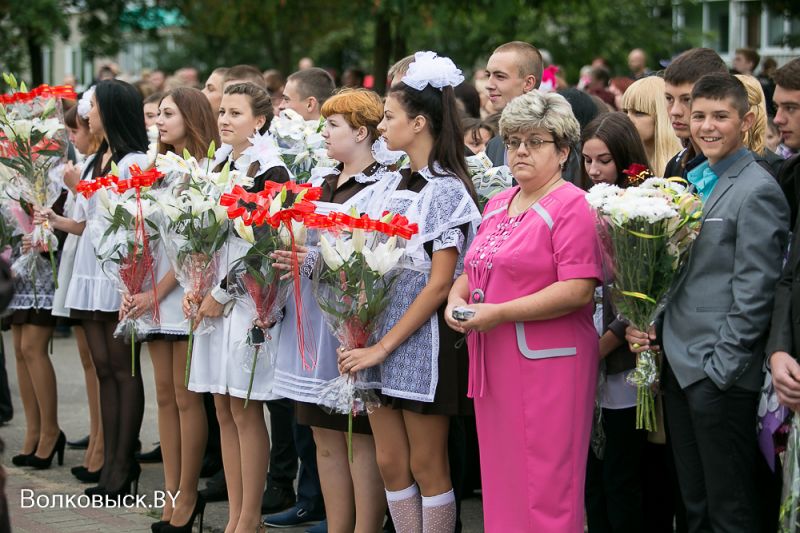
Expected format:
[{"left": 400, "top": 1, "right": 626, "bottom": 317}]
[
  {"left": 499, "top": 91, "right": 579, "bottom": 150},
  {"left": 735, "top": 74, "right": 767, "bottom": 155},
  {"left": 621, "top": 76, "right": 682, "bottom": 176},
  {"left": 321, "top": 88, "right": 384, "bottom": 142}
]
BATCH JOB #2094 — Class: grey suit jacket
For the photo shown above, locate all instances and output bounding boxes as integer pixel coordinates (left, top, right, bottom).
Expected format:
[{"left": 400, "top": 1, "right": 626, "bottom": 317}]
[{"left": 662, "top": 151, "right": 790, "bottom": 391}]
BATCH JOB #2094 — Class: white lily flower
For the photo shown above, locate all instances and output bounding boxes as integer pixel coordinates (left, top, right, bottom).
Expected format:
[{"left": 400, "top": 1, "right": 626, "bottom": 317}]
[
  {"left": 3, "top": 119, "right": 32, "bottom": 142},
  {"left": 334, "top": 238, "right": 355, "bottom": 264},
  {"left": 319, "top": 236, "right": 344, "bottom": 270},
  {"left": 234, "top": 219, "right": 255, "bottom": 244},
  {"left": 34, "top": 117, "right": 63, "bottom": 137},
  {"left": 278, "top": 219, "right": 307, "bottom": 247},
  {"left": 351, "top": 228, "right": 366, "bottom": 253},
  {"left": 363, "top": 237, "right": 403, "bottom": 276},
  {"left": 268, "top": 194, "right": 283, "bottom": 217}
]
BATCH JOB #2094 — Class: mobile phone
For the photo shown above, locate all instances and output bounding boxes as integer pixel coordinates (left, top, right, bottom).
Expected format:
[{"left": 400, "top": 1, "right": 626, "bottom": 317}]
[{"left": 452, "top": 306, "right": 476, "bottom": 321}]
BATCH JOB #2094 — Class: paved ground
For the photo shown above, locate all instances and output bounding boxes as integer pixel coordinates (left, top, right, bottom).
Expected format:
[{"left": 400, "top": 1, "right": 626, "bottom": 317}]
[{"left": 0, "top": 332, "right": 484, "bottom": 532}]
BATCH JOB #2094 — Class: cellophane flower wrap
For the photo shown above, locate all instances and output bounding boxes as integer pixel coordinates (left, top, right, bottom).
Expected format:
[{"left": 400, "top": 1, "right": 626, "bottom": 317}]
[
  {"left": 312, "top": 210, "right": 418, "bottom": 461},
  {"left": 269, "top": 109, "right": 337, "bottom": 183},
  {"left": 587, "top": 176, "right": 702, "bottom": 431},
  {"left": 466, "top": 151, "right": 513, "bottom": 211},
  {"left": 0, "top": 73, "right": 75, "bottom": 293},
  {"left": 154, "top": 147, "right": 250, "bottom": 385},
  {"left": 79, "top": 164, "right": 165, "bottom": 375},
  {"left": 781, "top": 414, "right": 800, "bottom": 532},
  {"left": 218, "top": 180, "right": 322, "bottom": 406}
]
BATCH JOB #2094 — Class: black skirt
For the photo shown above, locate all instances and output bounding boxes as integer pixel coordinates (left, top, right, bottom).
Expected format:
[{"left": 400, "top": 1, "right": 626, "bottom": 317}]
[
  {"left": 295, "top": 401, "right": 373, "bottom": 435},
  {"left": 2, "top": 308, "right": 59, "bottom": 329},
  {"left": 69, "top": 309, "right": 119, "bottom": 322}
]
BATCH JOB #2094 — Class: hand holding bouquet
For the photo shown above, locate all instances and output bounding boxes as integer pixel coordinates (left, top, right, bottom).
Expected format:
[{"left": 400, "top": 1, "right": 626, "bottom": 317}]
[
  {"left": 587, "top": 175, "right": 702, "bottom": 430},
  {"left": 154, "top": 147, "right": 249, "bottom": 385},
  {"left": 79, "top": 164, "right": 165, "bottom": 375},
  {"left": 312, "top": 210, "right": 418, "bottom": 460},
  {"left": 0, "top": 73, "right": 76, "bottom": 292},
  {"left": 219, "top": 180, "right": 321, "bottom": 405}
]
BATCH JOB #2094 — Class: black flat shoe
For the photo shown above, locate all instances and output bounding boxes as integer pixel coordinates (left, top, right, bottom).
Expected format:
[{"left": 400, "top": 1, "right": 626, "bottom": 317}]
[
  {"left": 67, "top": 435, "right": 90, "bottom": 449},
  {"left": 27, "top": 431, "right": 66, "bottom": 470}
]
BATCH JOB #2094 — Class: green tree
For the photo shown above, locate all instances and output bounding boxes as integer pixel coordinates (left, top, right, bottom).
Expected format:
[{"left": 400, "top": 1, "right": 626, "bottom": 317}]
[{"left": 0, "top": 0, "right": 69, "bottom": 84}]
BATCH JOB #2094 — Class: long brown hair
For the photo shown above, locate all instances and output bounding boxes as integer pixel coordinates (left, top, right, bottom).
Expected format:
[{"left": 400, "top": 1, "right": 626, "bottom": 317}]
[{"left": 157, "top": 87, "right": 220, "bottom": 160}]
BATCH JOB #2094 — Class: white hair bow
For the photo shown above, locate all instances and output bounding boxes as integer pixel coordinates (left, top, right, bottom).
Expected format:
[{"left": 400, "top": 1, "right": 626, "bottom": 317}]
[
  {"left": 77, "top": 86, "right": 95, "bottom": 119},
  {"left": 401, "top": 51, "right": 464, "bottom": 91}
]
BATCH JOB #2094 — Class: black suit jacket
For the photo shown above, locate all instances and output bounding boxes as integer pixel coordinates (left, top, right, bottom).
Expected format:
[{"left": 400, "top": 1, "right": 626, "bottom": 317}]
[{"left": 767, "top": 155, "right": 800, "bottom": 358}]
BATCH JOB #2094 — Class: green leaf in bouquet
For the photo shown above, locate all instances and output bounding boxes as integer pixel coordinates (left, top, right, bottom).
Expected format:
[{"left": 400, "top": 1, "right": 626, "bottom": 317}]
[
  {"left": 183, "top": 148, "right": 191, "bottom": 160},
  {"left": 3, "top": 72, "right": 17, "bottom": 89},
  {"left": 207, "top": 140, "right": 216, "bottom": 160},
  {"left": 19, "top": 81, "right": 27, "bottom": 93}
]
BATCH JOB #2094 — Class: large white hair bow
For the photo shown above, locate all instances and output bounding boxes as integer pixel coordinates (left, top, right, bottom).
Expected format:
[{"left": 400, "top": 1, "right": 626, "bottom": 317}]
[
  {"left": 401, "top": 51, "right": 465, "bottom": 91},
  {"left": 77, "top": 86, "right": 95, "bottom": 119}
]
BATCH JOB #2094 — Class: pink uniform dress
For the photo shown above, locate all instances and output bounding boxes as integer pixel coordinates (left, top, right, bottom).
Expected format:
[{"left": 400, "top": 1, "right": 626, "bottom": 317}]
[{"left": 465, "top": 183, "right": 602, "bottom": 533}]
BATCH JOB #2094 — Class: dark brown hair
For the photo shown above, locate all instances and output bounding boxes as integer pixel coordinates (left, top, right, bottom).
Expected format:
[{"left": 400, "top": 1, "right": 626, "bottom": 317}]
[
  {"left": 773, "top": 58, "right": 800, "bottom": 91},
  {"left": 157, "top": 87, "right": 221, "bottom": 161},
  {"left": 493, "top": 41, "right": 544, "bottom": 89},
  {"left": 388, "top": 82, "right": 478, "bottom": 204},
  {"left": 224, "top": 65, "right": 267, "bottom": 90},
  {"left": 579, "top": 112, "right": 650, "bottom": 191},
  {"left": 664, "top": 48, "right": 727, "bottom": 86},
  {"left": 287, "top": 67, "right": 335, "bottom": 106}
]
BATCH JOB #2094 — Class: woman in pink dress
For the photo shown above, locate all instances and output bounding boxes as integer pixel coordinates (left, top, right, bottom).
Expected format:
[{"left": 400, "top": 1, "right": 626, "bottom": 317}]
[{"left": 445, "top": 90, "right": 602, "bottom": 533}]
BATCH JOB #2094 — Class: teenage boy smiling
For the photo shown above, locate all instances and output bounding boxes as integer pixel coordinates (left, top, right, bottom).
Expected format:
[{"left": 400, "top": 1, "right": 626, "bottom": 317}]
[{"left": 627, "top": 73, "right": 789, "bottom": 532}]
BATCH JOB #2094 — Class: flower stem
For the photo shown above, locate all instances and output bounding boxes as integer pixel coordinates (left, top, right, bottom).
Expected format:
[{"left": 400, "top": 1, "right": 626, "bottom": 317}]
[
  {"left": 348, "top": 408, "right": 354, "bottom": 464},
  {"left": 244, "top": 345, "right": 260, "bottom": 409},
  {"left": 185, "top": 320, "right": 194, "bottom": 387},
  {"left": 131, "top": 327, "right": 136, "bottom": 377},
  {"left": 48, "top": 248, "right": 58, "bottom": 289}
]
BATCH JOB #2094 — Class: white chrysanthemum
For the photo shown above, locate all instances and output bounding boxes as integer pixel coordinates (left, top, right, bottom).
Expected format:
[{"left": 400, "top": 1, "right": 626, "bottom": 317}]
[{"left": 586, "top": 183, "right": 622, "bottom": 209}]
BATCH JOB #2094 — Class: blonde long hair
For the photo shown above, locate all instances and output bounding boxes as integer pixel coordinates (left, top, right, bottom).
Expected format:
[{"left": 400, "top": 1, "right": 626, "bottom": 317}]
[
  {"left": 621, "top": 76, "right": 681, "bottom": 176},
  {"left": 735, "top": 74, "right": 767, "bottom": 155}
]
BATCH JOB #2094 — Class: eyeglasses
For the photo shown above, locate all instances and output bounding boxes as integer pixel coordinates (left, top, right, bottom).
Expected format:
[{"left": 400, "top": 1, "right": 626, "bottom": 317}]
[{"left": 504, "top": 137, "right": 556, "bottom": 152}]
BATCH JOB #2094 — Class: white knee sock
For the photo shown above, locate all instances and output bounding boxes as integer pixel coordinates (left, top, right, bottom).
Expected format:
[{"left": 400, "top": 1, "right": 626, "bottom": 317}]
[
  {"left": 421, "top": 489, "right": 456, "bottom": 533},
  {"left": 386, "top": 483, "right": 422, "bottom": 533}
]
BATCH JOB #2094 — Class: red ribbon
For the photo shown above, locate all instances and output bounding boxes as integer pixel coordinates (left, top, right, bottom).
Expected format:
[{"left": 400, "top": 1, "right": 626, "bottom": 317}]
[
  {"left": 75, "top": 165, "right": 163, "bottom": 198},
  {"left": 0, "top": 84, "right": 78, "bottom": 105},
  {"left": 326, "top": 211, "right": 419, "bottom": 240}
]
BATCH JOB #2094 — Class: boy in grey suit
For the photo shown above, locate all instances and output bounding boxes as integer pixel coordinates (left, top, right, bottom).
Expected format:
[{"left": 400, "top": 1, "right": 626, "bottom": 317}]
[{"left": 628, "top": 74, "right": 789, "bottom": 532}]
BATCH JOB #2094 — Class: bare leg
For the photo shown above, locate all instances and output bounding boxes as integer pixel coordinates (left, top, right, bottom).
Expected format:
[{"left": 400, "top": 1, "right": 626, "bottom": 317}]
[
  {"left": 229, "top": 396, "right": 269, "bottom": 533},
  {"left": 215, "top": 394, "right": 242, "bottom": 533},
  {"left": 149, "top": 340, "right": 180, "bottom": 522},
  {"left": 349, "top": 433, "right": 387, "bottom": 533},
  {"left": 312, "top": 427, "right": 356, "bottom": 533},
  {"left": 12, "top": 325, "right": 40, "bottom": 455},
  {"left": 169, "top": 340, "right": 207, "bottom": 526},
  {"left": 19, "top": 324, "right": 59, "bottom": 457}
]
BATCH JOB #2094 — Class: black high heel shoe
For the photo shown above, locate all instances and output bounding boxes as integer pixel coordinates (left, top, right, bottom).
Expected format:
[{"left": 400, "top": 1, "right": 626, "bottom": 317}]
[
  {"left": 12, "top": 439, "right": 39, "bottom": 467},
  {"left": 105, "top": 462, "right": 141, "bottom": 498},
  {"left": 150, "top": 520, "right": 168, "bottom": 532},
  {"left": 161, "top": 493, "right": 206, "bottom": 533},
  {"left": 11, "top": 450, "right": 36, "bottom": 467},
  {"left": 27, "top": 431, "right": 65, "bottom": 469}
]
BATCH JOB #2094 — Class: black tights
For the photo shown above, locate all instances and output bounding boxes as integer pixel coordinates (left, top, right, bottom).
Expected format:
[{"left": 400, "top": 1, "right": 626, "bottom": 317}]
[{"left": 82, "top": 319, "right": 144, "bottom": 491}]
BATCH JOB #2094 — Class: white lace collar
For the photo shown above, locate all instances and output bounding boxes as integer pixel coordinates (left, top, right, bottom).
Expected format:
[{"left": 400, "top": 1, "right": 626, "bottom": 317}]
[
  {"left": 312, "top": 162, "right": 390, "bottom": 185},
  {"left": 211, "top": 133, "right": 288, "bottom": 176}
]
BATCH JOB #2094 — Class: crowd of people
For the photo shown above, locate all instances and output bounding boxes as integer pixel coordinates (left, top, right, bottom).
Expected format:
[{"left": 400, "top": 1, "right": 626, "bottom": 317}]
[{"left": 0, "top": 41, "right": 799, "bottom": 533}]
